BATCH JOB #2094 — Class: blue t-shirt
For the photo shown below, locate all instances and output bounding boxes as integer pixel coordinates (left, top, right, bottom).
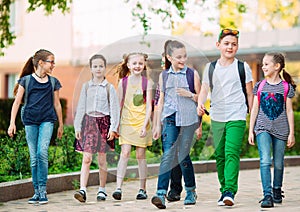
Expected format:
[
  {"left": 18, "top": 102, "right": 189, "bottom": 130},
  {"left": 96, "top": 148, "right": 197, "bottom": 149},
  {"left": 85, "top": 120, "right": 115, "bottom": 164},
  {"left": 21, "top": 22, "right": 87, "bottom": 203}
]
[{"left": 18, "top": 75, "right": 62, "bottom": 125}]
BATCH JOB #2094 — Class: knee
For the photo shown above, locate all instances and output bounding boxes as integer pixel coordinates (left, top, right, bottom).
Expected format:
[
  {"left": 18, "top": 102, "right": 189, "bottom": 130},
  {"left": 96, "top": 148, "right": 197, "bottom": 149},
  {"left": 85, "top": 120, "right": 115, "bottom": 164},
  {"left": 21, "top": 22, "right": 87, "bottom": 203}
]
[
  {"left": 83, "top": 156, "right": 92, "bottom": 165},
  {"left": 273, "top": 160, "right": 284, "bottom": 170},
  {"left": 120, "top": 151, "right": 130, "bottom": 159},
  {"left": 260, "top": 156, "right": 271, "bottom": 167}
]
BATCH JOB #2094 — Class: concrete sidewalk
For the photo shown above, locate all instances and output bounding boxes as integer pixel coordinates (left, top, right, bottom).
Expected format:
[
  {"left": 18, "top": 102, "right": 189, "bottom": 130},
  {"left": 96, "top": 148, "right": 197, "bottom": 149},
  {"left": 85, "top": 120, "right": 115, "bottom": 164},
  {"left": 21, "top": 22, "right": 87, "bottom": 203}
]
[{"left": 1, "top": 166, "right": 300, "bottom": 212}]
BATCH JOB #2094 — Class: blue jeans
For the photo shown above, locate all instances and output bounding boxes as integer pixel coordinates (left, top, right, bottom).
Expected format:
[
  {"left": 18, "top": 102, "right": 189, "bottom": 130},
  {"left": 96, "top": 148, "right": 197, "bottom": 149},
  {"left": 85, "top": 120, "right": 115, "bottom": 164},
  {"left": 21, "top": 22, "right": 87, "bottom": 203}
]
[
  {"left": 25, "top": 122, "right": 54, "bottom": 192},
  {"left": 257, "top": 132, "right": 286, "bottom": 197},
  {"left": 157, "top": 113, "right": 198, "bottom": 194}
]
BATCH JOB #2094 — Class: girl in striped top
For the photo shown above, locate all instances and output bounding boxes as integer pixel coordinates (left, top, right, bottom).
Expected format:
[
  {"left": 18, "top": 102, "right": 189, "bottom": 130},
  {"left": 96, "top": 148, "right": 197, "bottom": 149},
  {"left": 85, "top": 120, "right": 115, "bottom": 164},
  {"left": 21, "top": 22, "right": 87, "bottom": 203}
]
[{"left": 248, "top": 52, "right": 296, "bottom": 208}]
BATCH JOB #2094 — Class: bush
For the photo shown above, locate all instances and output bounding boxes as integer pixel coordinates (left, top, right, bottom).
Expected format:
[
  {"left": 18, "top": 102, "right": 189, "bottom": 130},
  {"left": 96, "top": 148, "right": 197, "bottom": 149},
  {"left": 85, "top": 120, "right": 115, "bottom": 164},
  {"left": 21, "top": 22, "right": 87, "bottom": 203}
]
[
  {"left": 1, "top": 112, "right": 299, "bottom": 183},
  {"left": 0, "top": 98, "right": 67, "bottom": 139}
]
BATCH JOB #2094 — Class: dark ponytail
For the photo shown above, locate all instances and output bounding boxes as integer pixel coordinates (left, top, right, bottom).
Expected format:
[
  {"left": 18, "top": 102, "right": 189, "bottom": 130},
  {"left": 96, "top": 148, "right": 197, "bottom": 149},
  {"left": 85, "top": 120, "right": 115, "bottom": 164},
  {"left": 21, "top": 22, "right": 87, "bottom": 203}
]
[{"left": 282, "top": 69, "right": 296, "bottom": 90}]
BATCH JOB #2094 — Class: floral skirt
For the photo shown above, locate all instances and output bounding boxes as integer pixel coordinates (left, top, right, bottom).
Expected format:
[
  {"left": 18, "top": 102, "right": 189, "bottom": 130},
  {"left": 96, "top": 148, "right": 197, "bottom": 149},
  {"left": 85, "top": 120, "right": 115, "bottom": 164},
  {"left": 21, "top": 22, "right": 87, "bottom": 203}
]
[{"left": 74, "top": 114, "right": 114, "bottom": 153}]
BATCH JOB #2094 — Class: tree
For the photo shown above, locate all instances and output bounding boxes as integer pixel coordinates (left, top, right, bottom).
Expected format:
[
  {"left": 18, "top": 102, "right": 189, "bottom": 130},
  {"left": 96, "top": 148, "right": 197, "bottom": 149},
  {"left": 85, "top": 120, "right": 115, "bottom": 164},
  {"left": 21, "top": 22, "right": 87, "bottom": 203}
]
[
  {"left": 1, "top": 0, "right": 299, "bottom": 56},
  {"left": 0, "top": 0, "right": 71, "bottom": 56}
]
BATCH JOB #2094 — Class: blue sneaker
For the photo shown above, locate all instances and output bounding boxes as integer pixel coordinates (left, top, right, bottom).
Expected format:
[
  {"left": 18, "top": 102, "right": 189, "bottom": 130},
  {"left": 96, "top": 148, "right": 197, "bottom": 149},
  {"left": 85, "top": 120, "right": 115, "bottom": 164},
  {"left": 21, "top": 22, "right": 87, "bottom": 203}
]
[
  {"left": 223, "top": 191, "right": 234, "bottom": 206},
  {"left": 151, "top": 194, "right": 166, "bottom": 209},
  {"left": 28, "top": 193, "right": 39, "bottom": 204},
  {"left": 184, "top": 190, "right": 197, "bottom": 205}
]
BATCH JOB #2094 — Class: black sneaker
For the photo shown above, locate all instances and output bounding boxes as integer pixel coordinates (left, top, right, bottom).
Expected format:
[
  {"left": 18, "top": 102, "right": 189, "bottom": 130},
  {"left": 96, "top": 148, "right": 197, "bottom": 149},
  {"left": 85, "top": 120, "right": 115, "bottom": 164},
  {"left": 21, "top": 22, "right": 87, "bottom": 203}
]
[
  {"left": 28, "top": 193, "right": 39, "bottom": 204},
  {"left": 217, "top": 193, "right": 225, "bottom": 206},
  {"left": 166, "top": 190, "right": 181, "bottom": 202},
  {"left": 136, "top": 189, "right": 148, "bottom": 200},
  {"left": 97, "top": 191, "right": 107, "bottom": 201},
  {"left": 273, "top": 188, "right": 284, "bottom": 203},
  {"left": 112, "top": 188, "right": 122, "bottom": 200},
  {"left": 223, "top": 191, "right": 234, "bottom": 206},
  {"left": 74, "top": 190, "right": 86, "bottom": 203},
  {"left": 259, "top": 195, "right": 274, "bottom": 208},
  {"left": 39, "top": 192, "right": 48, "bottom": 204}
]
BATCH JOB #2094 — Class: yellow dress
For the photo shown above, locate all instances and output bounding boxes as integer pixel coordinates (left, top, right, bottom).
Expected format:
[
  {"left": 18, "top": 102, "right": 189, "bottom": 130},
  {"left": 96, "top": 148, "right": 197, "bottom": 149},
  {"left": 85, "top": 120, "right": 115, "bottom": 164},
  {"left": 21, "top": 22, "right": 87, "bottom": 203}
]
[{"left": 119, "top": 78, "right": 152, "bottom": 147}]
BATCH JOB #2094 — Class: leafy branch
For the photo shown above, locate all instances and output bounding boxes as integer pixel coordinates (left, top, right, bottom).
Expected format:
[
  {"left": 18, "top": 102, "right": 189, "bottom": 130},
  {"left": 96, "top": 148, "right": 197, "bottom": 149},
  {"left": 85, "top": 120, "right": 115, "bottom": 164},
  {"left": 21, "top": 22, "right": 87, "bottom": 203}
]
[{"left": 0, "top": 0, "right": 71, "bottom": 56}]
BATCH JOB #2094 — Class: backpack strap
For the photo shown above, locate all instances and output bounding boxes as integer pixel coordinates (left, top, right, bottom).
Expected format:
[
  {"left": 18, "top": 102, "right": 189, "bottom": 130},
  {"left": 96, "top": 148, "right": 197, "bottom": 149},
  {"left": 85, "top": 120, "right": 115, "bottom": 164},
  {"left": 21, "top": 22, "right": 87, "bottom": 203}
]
[
  {"left": 208, "top": 60, "right": 217, "bottom": 91},
  {"left": 282, "top": 81, "right": 289, "bottom": 102},
  {"left": 162, "top": 68, "right": 195, "bottom": 93},
  {"left": 257, "top": 79, "right": 267, "bottom": 106},
  {"left": 106, "top": 83, "right": 110, "bottom": 106},
  {"left": 141, "top": 76, "right": 148, "bottom": 103},
  {"left": 23, "top": 75, "right": 31, "bottom": 106},
  {"left": 186, "top": 67, "right": 195, "bottom": 93},
  {"left": 237, "top": 60, "right": 249, "bottom": 112},
  {"left": 121, "top": 76, "right": 128, "bottom": 109},
  {"left": 162, "top": 70, "right": 168, "bottom": 93}
]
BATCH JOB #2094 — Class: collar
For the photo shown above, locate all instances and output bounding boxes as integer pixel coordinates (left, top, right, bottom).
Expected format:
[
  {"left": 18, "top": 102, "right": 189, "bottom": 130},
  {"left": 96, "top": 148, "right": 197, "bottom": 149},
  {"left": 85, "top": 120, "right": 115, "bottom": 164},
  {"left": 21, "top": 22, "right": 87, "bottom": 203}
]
[
  {"left": 88, "top": 79, "right": 108, "bottom": 87},
  {"left": 167, "top": 66, "right": 188, "bottom": 75}
]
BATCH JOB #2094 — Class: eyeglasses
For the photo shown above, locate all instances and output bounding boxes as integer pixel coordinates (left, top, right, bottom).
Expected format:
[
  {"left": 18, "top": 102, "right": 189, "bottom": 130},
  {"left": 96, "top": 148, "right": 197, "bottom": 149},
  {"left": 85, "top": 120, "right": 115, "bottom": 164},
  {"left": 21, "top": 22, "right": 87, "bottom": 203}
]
[
  {"left": 43, "top": 60, "right": 55, "bottom": 65},
  {"left": 218, "top": 29, "right": 239, "bottom": 41}
]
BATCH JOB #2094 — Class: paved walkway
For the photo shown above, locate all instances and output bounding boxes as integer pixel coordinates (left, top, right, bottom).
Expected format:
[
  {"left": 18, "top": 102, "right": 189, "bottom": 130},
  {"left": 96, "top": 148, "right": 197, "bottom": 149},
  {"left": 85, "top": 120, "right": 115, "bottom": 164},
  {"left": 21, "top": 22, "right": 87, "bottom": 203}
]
[{"left": 1, "top": 166, "right": 300, "bottom": 212}]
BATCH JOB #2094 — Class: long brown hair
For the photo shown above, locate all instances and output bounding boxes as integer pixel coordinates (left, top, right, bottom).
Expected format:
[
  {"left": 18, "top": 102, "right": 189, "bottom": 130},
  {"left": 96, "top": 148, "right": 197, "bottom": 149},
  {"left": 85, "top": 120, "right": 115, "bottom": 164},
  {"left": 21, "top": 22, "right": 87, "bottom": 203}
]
[
  {"left": 265, "top": 52, "right": 297, "bottom": 90},
  {"left": 117, "top": 52, "right": 148, "bottom": 79},
  {"left": 13, "top": 49, "right": 54, "bottom": 95}
]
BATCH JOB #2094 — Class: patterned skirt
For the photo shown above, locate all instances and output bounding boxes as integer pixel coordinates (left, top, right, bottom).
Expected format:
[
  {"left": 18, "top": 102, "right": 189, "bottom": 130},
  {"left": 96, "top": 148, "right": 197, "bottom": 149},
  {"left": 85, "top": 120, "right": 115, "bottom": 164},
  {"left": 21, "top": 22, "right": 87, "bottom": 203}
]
[{"left": 74, "top": 114, "right": 115, "bottom": 153}]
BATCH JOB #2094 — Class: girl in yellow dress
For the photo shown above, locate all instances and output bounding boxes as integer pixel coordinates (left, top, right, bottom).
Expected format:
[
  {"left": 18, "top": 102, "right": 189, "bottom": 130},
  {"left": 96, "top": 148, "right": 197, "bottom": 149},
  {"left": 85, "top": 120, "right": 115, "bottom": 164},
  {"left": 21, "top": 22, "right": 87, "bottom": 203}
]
[{"left": 112, "top": 52, "right": 152, "bottom": 200}]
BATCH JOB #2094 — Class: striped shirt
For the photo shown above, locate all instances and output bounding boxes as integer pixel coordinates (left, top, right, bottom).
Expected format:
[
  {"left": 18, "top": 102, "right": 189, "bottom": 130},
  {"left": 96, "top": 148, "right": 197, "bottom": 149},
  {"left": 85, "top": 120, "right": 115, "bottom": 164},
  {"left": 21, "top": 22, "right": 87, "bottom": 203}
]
[
  {"left": 161, "top": 66, "right": 199, "bottom": 126},
  {"left": 253, "top": 80, "right": 295, "bottom": 140}
]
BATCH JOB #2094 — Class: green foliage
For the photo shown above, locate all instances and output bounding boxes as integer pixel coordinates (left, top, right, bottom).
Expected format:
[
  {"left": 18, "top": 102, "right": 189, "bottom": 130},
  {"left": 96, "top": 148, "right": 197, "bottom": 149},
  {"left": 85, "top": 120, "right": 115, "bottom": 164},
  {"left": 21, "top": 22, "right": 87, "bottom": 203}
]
[
  {"left": 0, "top": 0, "right": 16, "bottom": 56},
  {"left": 0, "top": 98, "right": 67, "bottom": 138},
  {"left": 0, "top": 129, "right": 31, "bottom": 182},
  {"left": 1, "top": 113, "right": 300, "bottom": 183},
  {"left": 27, "top": 0, "right": 72, "bottom": 14}
]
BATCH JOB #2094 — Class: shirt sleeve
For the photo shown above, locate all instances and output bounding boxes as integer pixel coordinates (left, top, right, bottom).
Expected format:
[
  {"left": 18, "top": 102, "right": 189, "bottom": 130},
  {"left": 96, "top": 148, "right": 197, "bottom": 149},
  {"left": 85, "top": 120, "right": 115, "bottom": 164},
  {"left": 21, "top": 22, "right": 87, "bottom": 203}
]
[
  {"left": 108, "top": 84, "right": 120, "bottom": 132},
  {"left": 287, "top": 84, "right": 295, "bottom": 98},
  {"left": 53, "top": 77, "right": 62, "bottom": 91},
  {"left": 18, "top": 76, "right": 26, "bottom": 88},
  {"left": 74, "top": 83, "right": 87, "bottom": 132},
  {"left": 244, "top": 62, "right": 253, "bottom": 83},
  {"left": 252, "top": 81, "right": 260, "bottom": 96},
  {"left": 201, "top": 63, "right": 210, "bottom": 85}
]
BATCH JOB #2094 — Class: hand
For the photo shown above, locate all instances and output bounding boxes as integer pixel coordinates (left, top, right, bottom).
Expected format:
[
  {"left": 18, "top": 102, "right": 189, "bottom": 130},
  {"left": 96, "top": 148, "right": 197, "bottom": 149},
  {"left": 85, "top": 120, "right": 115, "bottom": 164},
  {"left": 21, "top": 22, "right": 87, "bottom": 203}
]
[
  {"left": 140, "top": 127, "right": 147, "bottom": 138},
  {"left": 176, "top": 88, "right": 192, "bottom": 98},
  {"left": 107, "top": 131, "right": 116, "bottom": 141},
  {"left": 287, "top": 134, "right": 295, "bottom": 148},
  {"left": 57, "top": 125, "right": 63, "bottom": 139},
  {"left": 152, "top": 125, "right": 161, "bottom": 140},
  {"left": 7, "top": 124, "right": 16, "bottom": 138},
  {"left": 75, "top": 131, "right": 81, "bottom": 140},
  {"left": 248, "top": 132, "right": 255, "bottom": 146},
  {"left": 195, "top": 127, "right": 202, "bottom": 140},
  {"left": 197, "top": 104, "right": 205, "bottom": 116}
]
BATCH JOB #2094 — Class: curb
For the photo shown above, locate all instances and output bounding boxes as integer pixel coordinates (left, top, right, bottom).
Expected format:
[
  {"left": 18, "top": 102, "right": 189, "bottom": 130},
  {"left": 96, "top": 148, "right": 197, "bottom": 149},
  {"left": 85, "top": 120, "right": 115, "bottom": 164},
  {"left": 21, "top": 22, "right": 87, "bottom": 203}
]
[{"left": 1, "top": 156, "right": 300, "bottom": 202}]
